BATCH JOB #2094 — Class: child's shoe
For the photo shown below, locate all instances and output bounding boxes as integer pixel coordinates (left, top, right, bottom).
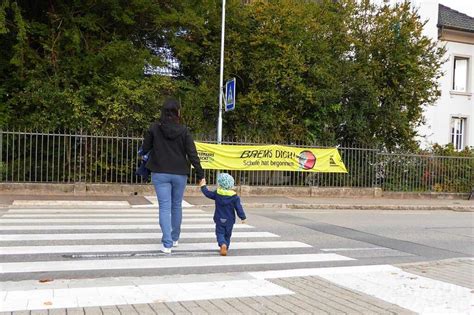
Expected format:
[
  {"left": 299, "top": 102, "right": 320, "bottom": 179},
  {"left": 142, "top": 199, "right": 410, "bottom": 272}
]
[
  {"left": 173, "top": 241, "right": 179, "bottom": 247},
  {"left": 220, "top": 244, "right": 227, "bottom": 256}
]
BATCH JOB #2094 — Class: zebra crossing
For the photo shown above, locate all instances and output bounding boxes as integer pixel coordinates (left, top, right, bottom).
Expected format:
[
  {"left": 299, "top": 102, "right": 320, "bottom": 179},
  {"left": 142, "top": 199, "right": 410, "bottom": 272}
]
[
  {"left": 0, "top": 205, "right": 353, "bottom": 275},
  {"left": 0, "top": 202, "right": 354, "bottom": 311}
]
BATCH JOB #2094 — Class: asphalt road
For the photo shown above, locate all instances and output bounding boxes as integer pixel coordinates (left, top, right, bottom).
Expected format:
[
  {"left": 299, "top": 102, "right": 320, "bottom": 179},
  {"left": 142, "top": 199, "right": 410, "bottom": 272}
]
[{"left": 253, "top": 208, "right": 474, "bottom": 258}]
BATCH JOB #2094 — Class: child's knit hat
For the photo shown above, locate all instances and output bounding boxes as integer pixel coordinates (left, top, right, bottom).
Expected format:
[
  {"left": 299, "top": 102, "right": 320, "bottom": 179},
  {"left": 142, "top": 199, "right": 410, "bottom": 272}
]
[{"left": 217, "top": 173, "right": 235, "bottom": 190}]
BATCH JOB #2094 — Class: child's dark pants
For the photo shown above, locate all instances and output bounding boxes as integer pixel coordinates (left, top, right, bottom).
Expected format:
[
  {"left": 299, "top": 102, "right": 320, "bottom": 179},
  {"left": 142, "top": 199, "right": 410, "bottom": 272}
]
[{"left": 215, "top": 221, "right": 234, "bottom": 248}]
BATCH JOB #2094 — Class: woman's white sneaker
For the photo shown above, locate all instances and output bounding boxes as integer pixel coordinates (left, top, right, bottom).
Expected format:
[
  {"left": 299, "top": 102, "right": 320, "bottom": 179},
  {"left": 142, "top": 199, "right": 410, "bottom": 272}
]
[
  {"left": 173, "top": 241, "right": 179, "bottom": 247},
  {"left": 161, "top": 246, "right": 172, "bottom": 254}
]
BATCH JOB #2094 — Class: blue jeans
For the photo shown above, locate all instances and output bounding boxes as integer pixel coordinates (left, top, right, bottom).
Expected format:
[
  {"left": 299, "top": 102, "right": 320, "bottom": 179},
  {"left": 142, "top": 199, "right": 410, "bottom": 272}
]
[
  {"left": 151, "top": 173, "right": 187, "bottom": 248},
  {"left": 216, "top": 222, "right": 234, "bottom": 248}
]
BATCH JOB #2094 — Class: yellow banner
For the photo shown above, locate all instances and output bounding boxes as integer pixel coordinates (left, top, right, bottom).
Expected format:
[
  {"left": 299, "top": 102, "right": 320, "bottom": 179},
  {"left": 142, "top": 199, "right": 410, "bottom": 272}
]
[{"left": 195, "top": 142, "right": 347, "bottom": 173}]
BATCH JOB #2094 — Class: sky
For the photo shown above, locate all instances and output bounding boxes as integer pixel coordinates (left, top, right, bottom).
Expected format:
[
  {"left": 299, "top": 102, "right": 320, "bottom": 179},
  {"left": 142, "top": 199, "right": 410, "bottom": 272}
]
[
  {"left": 373, "top": 0, "right": 474, "bottom": 16},
  {"left": 432, "top": 0, "right": 473, "bottom": 15}
]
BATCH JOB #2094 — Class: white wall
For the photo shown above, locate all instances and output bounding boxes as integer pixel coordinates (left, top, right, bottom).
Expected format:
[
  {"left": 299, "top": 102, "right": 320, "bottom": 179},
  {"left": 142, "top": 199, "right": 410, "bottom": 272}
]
[{"left": 414, "top": 0, "right": 474, "bottom": 149}]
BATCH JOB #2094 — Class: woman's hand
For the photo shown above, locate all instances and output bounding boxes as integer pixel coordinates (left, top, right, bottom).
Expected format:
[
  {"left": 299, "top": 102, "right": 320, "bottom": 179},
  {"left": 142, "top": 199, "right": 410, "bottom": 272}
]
[{"left": 199, "top": 178, "right": 206, "bottom": 187}]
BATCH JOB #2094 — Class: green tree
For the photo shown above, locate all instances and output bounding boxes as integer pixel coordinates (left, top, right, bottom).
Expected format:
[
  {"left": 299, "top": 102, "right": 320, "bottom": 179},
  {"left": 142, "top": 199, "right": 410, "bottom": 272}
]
[
  {"left": 1, "top": 0, "right": 446, "bottom": 150},
  {"left": 226, "top": 0, "right": 349, "bottom": 143},
  {"left": 0, "top": 0, "right": 176, "bottom": 132},
  {"left": 162, "top": 0, "right": 351, "bottom": 143},
  {"left": 337, "top": 0, "right": 445, "bottom": 149},
  {"left": 165, "top": 0, "right": 445, "bottom": 148}
]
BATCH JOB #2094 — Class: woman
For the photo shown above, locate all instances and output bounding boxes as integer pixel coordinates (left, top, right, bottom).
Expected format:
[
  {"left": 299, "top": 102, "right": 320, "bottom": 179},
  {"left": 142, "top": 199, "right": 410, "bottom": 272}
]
[{"left": 142, "top": 98, "right": 204, "bottom": 254}]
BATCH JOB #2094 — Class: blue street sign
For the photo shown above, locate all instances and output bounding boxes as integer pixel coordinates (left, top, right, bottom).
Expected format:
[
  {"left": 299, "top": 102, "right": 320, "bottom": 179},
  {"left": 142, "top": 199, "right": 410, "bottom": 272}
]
[{"left": 225, "top": 78, "right": 236, "bottom": 111}]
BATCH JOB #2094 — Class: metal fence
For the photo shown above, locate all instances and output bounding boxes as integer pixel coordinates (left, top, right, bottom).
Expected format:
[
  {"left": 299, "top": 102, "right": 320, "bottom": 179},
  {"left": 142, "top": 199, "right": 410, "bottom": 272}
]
[
  {"left": 377, "top": 153, "right": 473, "bottom": 193},
  {"left": 0, "top": 131, "right": 145, "bottom": 184},
  {"left": 0, "top": 130, "right": 472, "bottom": 193}
]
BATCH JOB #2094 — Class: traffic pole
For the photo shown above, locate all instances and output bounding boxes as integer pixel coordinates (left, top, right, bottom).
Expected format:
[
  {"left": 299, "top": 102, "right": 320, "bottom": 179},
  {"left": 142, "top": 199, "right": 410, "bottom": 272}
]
[{"left": 217, "top": 0, "right": 226, "bottom": 145}]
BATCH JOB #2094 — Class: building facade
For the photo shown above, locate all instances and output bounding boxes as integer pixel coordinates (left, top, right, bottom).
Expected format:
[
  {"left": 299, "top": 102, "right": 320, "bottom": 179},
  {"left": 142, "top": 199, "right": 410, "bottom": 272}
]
[{"left": 417, "top": 1, "right": 474, "bottom": 150}]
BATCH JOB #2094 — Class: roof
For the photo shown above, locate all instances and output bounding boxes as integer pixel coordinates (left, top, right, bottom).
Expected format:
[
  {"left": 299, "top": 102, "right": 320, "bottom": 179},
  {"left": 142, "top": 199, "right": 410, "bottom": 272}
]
[{"left": 438, "top": 4, "right": 474, "bottom": 33}]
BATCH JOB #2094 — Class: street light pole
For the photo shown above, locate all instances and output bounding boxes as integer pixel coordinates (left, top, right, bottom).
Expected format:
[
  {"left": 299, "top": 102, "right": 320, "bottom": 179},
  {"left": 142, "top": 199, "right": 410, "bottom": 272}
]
[{"left": 217, "top": 0, "right": 226, "bottom": 145}]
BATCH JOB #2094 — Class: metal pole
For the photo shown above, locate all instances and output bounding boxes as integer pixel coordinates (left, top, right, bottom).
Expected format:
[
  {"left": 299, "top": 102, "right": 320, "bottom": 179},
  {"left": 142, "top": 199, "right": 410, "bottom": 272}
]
[{"left": 217, "top": 0, "right": 226, "bottom": 144}]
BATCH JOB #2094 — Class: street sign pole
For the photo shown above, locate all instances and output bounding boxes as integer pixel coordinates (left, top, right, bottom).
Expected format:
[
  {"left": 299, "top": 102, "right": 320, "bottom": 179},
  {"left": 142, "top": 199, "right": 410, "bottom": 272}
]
[{"left": 217, "top": 0, "right": 226, "bottom": 145}]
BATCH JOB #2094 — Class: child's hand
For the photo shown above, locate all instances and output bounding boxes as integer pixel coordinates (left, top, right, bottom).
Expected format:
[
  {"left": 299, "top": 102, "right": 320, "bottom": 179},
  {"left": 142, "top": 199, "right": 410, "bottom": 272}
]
[
  {"left": 241, "top": 219, "right": 247, "bottom": 224},
  {"left": 199, "top": 178, "right": 206, "bottom": 187}
]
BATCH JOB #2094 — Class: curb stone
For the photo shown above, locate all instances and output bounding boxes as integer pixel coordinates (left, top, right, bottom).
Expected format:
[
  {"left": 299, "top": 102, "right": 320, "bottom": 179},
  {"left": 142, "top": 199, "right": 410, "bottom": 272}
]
[{"left": 197, "top": 203, "right": 474, "bottom": 211}]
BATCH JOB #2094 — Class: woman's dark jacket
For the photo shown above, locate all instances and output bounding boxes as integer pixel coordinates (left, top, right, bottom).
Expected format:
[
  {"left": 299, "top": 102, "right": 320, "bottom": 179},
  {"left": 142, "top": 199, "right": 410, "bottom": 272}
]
[{"left": 142, "top": 121, "right": 204, "bottom": 180}]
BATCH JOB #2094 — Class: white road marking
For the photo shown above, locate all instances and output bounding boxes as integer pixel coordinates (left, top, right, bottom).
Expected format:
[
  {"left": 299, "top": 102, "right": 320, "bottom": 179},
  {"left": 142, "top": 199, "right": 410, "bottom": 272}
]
[
  {"left": 0, "top": 254, "right": 353, "bottom": 274},
  {"left": 0, "top": 218, "right": 212, "bottom": 223},
  {"left": 142, "top": 197, "right": 194, "bottom": 208},
  {"left": 320, "top": 247, "right": 387, "bottom": 252},
  {"left": 182, "top": 200, "right": 194, "bottom": 208},
  {"left": 11, "top": 200, "right": 130, "bottom": 207},
  {"left": 132, "top": 204, "right": 197, "bottom": 209},
  {"left": 142, "top": 197, "right": 193, "bottom": 207},
  {"left": 0, "top": 224, "right": 254, "bottom": 230},
  {"left": 2, "top": 213, "right": 210, "bottom": 218},
  {"left": 0, "top": 241, "right": 311, "bottom": 255},
  {"left": 0, "top": 231, "right": 279, "bottom": 241},
  {"left": 0, "top": 279, "right": 292, "bottom": 312},
  {"left": 130, "top": 204, "right": 157, "bottom": 208},
  {"left": 145, "top": 196, "right": 158, "bottom": 204},
  {"left": 250, "top": 265, "right": 397, "bottom": 279},
  {"left": 277, "top": 211, "right": 335, "bottom": 214},
  {"left": 5, "top": 209, "right": 204, "bottom": 213},
  {"left": 317, "top": 266, "right": 473, "bottom": 314}
]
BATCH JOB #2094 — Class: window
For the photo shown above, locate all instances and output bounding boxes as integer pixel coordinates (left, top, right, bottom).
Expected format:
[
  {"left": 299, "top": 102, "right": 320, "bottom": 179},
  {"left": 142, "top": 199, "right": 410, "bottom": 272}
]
[
  {"left": 453, "top": 57, "right": 469, "bottom": 92},
  {"left": 450, "top": 117, "right": 466, "bottom": 150}
]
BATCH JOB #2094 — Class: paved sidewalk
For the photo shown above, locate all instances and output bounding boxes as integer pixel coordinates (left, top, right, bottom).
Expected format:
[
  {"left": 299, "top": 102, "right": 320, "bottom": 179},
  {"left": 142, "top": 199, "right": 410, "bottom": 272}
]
[
  {"left": 400, "top": 258, "right": 474, "bottom": 289},
  {"left": 1, "top": 194, "right": 472, "bottom": 211},
  {"left": 2, "top": 259, "right": 471, "bottom": 314},
  {"left": 2, "top": 276, "right": 414, "bottom": 315},
  {"left": 0, "top": 195, "right": 148, "bottom": 208},
  {"left": 186, "top": 195, "right": 474, "bottom": 211}
]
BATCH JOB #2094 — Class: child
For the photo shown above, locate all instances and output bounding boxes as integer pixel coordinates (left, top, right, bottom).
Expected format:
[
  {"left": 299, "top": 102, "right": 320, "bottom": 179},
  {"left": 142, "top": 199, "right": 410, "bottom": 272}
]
[{"left": 200, "top": 173, "right": 246, "bottom": 256}]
